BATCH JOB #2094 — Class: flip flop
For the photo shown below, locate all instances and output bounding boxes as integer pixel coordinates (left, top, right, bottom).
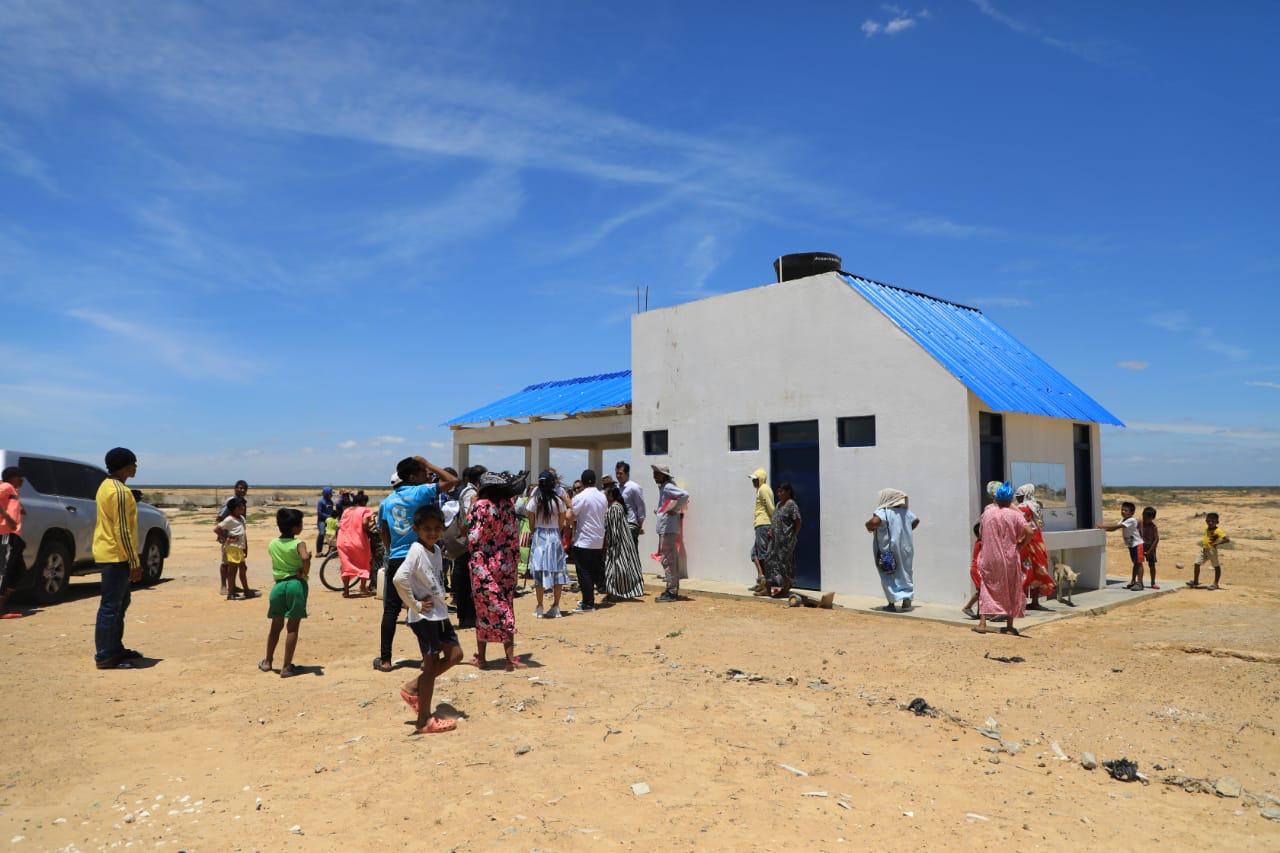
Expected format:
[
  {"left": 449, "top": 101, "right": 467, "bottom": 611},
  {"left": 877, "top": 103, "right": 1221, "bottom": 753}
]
[
  {"left": 415, "top": 717, "right": 457, "bottom": 734},
  {"left": 506, "top": 657, "right": 526, "bottom": 671},
  {"left": 373, "top": 657, "right": 393, "bottom": 672},
  {"left": 399, "top": 688, "right": 420, "bottom": 712},
  {"left": 0, "top": 612, "right": 22, "bottom": 619},
  {"left": 280, "top": 663, "right": 299, "bottom": 678},
  {"left": 999, "top": 626, "right": 1022, "bottom": 637},
  {"left": 470, "top": 655, "right": 486, "bottom": 669},
  {"left": 971, "top": 627, "right": 989, "bottom": 634},
  {"left": 258, "top": 659, "right": 272, "bottom": 672}
]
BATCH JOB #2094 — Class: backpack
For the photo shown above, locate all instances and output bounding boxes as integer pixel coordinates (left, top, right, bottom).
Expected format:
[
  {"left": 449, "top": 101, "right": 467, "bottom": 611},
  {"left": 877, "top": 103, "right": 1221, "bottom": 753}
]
[{"left": 441, "top": 486, "right": 474, "bottom": 560}]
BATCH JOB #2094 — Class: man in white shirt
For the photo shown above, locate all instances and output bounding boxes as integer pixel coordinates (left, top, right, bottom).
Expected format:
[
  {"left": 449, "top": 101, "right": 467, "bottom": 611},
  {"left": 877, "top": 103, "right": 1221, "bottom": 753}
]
[{"left": 567, "top": 469, "right": 607, "bottom": 612}]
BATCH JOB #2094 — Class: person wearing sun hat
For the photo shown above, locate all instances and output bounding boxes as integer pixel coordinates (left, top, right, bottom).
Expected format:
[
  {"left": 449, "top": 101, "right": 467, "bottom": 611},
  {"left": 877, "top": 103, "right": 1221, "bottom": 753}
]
[
  {"left": 651, "top": 464, "right": 690, "bottom": 602},
  {"left": 93, "top": 447, "right": 143, "bottom": 669}
]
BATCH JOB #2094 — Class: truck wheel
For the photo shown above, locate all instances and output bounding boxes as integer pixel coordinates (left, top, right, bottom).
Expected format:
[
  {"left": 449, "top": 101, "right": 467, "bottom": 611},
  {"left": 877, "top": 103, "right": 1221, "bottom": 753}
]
[
  {"left": 140, "top": 533, "right": 166, "bottom": 586},
  {"left": 33, "top": 540, "right": 71, "bottom": 604}
]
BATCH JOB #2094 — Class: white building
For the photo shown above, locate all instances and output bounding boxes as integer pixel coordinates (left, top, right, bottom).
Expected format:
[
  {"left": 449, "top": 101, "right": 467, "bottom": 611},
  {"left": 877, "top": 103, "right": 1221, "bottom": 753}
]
[{"left": 448, "top": 264, "right": 1121, "bottom": 604}]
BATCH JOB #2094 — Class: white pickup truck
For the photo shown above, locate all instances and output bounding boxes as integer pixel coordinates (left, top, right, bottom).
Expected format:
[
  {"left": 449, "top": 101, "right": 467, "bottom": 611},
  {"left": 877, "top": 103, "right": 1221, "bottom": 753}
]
[{"left": 0, "top": 450, "right": 171, "bottom": 604}]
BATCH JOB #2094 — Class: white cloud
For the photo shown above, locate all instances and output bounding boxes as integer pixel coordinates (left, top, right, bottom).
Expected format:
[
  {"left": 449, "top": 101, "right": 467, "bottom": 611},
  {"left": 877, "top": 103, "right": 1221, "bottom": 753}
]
[
  {"left": 904, "top": 216, "right": 1000, "bottom": 239},
  {"left": 1148, "top": 310, "right": 1187, "bottom": 332},
  {"left": 1117, "top": 361, "right": 1149, "bottom": 370},
  {"left": 969, "top": 0, "right": 1139, "bottom": 69},
  {"left": 1196, "top": 329, "right": 1248, "bottom": 360},
  {"left": 1246, "top": 380, "right": 1280, "bottom": 390},
  {"left": 66, "top": 308, "right": 255, "bottom": 378},
  {"left": 338, "top": 436, "right": 406, "bottom": 450},
  {"left": 862, "top": 7, "right": 929, "bottom": 39},
  {"left": 1124, "top": 421, "right": 1280, "bottom": 440}
]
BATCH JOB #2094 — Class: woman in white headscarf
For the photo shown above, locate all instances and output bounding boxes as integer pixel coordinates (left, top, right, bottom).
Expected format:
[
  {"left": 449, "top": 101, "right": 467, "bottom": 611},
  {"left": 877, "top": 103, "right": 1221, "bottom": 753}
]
[
  {"left": 1014, "top": 484, "right": 1055, "bottom": 610},
  {"left": 865, "top": 488, "right": 920, "bottom": 612}
]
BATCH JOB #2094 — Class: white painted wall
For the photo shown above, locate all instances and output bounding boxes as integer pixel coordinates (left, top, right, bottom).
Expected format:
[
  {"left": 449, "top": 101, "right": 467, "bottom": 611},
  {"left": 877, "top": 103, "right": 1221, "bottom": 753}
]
[{"left": 631, "top": 272, "right": 979, "bottom": 601}]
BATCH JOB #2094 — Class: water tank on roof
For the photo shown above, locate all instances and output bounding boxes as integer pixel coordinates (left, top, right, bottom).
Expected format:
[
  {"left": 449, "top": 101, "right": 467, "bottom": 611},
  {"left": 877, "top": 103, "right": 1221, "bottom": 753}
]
[{"left": 773, "top": 252, "right": 843, "bottom": 282}]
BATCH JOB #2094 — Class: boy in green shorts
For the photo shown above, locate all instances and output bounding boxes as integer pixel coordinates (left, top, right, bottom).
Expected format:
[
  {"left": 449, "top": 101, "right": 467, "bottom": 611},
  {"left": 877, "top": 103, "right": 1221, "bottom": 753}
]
[{"left": 260, "top": 508, "right": 311, "bottom": 678}]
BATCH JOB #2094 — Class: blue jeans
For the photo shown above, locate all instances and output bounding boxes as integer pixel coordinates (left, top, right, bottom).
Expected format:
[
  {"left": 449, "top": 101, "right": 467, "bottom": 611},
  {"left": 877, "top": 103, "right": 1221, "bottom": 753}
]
[{"left": 95, "top": 562, "right": 132, "bottom": 663}]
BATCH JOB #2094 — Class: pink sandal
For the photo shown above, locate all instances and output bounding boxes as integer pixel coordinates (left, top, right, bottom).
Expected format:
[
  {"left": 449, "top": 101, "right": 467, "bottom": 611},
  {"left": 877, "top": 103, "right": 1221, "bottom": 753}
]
[
  {"left": 415, "top": 717, "right": 457, "bottom": 734},
  {"left": 399, "top": 688, "right": 419, "bottom": 712}
]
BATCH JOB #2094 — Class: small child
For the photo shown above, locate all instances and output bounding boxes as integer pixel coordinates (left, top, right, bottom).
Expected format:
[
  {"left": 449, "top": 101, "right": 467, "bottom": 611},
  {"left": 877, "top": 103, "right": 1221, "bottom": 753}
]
[
  {"left": 392, "top": 504, "right": 463, "bottom": 734},
  {"left": 1139, "top": 506, "right": 1160, "bottom": 590},
  {"left": 215, "top": 497, "right": 250, "bottom": 600},
  {"left": 259, "top": 508, "right": 311, "bottom": 678},
  {"left": 1188, "top": 512, "right": 1230, "bottom": 590},
  {"left": 962, "top": 522, "right": 981, "bottom": 619},
  {"left": 1098, "top": 501, "right": 1145, "bottom": 590}
]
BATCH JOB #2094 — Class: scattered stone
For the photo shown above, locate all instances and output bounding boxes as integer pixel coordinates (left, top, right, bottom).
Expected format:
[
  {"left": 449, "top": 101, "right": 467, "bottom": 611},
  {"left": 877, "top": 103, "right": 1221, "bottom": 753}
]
[
  {"left": 631, "top": 782, "right": 650, "bottom": 796},
  {"left": 1081, "top": 752, "right": 1098, "bottom": 770},
  {"left": 903, "top": 811, "right": 914, "bottom": 817},
  {"left": 778, "top": 763, "right": 809, "bottom": 777},
  {"left": 808, "top": 680, "right": 833, "bottom": 691},
  {"left": 123, "top": 813, "right": 134, "bottom": 824},
  {"left": 1215, "top": 777, "right": 1243, "bottom": 798},
  {"left": 314, "top": 765, "right": 327, "bottom": 774},
  {"left": 837, "top": 801, "right": 852, "bottom": 810},
  {"left": 1261, "top": 808, "right": 1280, "bottom": 822},
  {"left": 514, "top": 745, "right": 533, "bottom": 756},
  {"left": 289, "top": 825, "right": 303, "bottom": 835},
  {"left": 1081, "top": 816, "right": 1091, "bottom": 825},
  {"left": 989, "top": 755, "right": 1001, "bottom": 765},
  {"left": 978, "top": 728, "right": 1001, "bottom": 741},
  {"left": 1001, "top": 740, "right": 1023, "bottom": 756}
]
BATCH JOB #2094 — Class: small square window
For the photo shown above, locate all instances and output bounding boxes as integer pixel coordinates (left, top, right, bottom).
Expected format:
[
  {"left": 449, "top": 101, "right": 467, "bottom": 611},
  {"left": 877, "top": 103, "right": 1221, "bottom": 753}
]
[
  {"left": 728, "top": 424, "right": 759, "bottom": 452},
  {"left": 837, "top": 415, "right": 876, "bottom": 447},
  {"left": 643, "top": 429, "right": 668, "bottom": 456}
]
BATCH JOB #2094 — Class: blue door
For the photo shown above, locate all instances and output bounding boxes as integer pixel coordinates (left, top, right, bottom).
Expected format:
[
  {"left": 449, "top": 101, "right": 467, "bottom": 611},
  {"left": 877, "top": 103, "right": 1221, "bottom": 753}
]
[{"left": 770, "top": 420, "right": 821, "bottom": 590}]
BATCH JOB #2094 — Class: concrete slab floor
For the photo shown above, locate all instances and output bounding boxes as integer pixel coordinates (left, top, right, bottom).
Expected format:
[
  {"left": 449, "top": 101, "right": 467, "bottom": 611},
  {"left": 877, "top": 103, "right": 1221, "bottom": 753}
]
[{"left": 643, "top": 574, "right": 1189, "bottom": 632}]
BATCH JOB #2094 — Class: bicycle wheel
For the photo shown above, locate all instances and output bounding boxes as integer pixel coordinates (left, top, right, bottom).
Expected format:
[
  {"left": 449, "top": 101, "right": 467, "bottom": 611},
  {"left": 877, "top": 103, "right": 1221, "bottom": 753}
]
[{"left": 319, "top": 551, "right": 345, "bottom": 592}]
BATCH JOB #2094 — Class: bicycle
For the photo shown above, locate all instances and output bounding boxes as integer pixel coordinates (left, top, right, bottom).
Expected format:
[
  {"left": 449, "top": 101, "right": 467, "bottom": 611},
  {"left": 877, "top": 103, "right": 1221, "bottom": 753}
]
[{"left": 319, "top": 548, "right": 385, "bottom": 593}]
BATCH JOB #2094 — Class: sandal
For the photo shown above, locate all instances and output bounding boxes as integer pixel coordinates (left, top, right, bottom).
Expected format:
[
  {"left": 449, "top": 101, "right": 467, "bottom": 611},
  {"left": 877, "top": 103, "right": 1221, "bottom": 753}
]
[
  {"left": 373, "top": 657, "right": 394, "bottom": 672},
  {"left": 470, "top": 655, "right": 486, "bottom": 670},
  {"left": 999, "top": 626, "right": 1022, "bottom": 637},
  {"left": 258, "top": 659, "right": 272, "bottom": 673},
  {"left": 506, "top": 657, "right": 526, "bottom": 671},
  {"left": 962, "top": 606, "right": 977, "bottom": 619},
  {"left": 399, "top": 688, "right": 420, "bottom": 712},
  {"left": 280, "top": 663, "right": 299, "bottom": 678},
  {"left": 415, "top": 716, "right": 457, "bottom": 734}
]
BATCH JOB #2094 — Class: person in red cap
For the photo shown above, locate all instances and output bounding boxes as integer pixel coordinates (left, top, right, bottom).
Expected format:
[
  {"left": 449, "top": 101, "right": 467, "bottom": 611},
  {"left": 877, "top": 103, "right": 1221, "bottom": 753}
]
[{"left": 93, "top": 447, "right": 143, "bottom": 669}]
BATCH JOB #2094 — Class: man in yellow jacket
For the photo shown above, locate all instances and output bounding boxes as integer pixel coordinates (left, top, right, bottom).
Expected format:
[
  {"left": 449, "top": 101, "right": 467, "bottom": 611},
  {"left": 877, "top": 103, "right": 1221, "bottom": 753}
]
[
  {"left": 94, "top": 447, "right": 143, "bottom": 670},
  {"left": 749, "top": 468, "right": 775, "bottom": 593}
]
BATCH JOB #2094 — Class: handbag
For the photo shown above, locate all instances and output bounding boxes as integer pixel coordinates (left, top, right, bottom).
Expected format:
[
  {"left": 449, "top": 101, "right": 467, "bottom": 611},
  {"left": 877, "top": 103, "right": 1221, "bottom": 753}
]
[{"left": 875, "top": 512, "right": 896, "bottom": 574}]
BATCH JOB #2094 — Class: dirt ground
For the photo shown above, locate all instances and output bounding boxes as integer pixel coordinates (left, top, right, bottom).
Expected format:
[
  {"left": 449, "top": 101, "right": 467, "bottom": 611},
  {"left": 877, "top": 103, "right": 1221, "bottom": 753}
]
[{"left": 1, "top": 488, "right": 1277, "bottom": 851}]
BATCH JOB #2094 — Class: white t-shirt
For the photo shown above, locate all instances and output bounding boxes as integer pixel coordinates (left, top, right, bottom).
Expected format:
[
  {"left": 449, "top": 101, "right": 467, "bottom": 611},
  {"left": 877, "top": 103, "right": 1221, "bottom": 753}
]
[
  {"left": 527, "top": 495, "right": 565, "bottom": 530},
  {"left": 392, "top": 540, "right": 448, "bottom": 623},
  {"left": 1120, "top": 516, "right": 1143, "bottom": 548},
  {"left": 216, "top": 515, "right": 247, "bottom": 549},
  {"left": 569, "top": 487, "right": 607, "bottom": 549}
]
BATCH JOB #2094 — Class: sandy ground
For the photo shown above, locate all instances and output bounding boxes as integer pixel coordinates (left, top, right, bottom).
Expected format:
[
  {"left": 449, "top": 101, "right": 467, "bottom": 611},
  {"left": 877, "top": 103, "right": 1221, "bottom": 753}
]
[{"left": 0, "top": 488, "right": 1277, "bottom": 851}]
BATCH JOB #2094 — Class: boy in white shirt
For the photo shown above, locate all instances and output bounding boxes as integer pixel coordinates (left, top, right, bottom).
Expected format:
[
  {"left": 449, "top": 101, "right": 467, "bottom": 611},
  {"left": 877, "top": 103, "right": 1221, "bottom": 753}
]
[
  {"left": 1098, "top": 501, "right": 1145, "bottom": 590},
  {"left": 393, "top": 504, "right": 463, "bottom": 734}
]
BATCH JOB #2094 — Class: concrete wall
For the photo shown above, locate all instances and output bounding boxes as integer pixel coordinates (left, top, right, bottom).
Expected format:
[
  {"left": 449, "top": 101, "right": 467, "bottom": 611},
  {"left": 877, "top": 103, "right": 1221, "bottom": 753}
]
[{"left": 631, "top": 272, "right": 980, "bottom": 602}]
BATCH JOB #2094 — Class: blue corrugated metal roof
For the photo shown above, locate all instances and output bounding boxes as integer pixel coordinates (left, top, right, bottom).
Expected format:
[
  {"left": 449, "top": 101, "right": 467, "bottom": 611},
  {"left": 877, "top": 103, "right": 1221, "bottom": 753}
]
[
  {"left": 444, "top": 371, "right": 632, "bottom": 426},
  {"left": 841, "top": 273, "right": 1123, "bottom": 426}
]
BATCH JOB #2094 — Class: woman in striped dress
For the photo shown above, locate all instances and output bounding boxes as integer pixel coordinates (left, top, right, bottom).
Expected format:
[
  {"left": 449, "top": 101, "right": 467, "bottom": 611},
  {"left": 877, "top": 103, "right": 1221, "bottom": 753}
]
[{"left": 603, "top": 486, "right": 645, "bottom": 600}]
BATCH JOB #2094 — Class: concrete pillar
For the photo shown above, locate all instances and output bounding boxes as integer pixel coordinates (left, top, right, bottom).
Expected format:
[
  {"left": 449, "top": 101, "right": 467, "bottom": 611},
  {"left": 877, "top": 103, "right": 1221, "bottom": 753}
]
[
  {"left": 529, "top": 436, "right": 551, "bottom": 477},
  {"left": 587, "top": 445, "right": 604, "bottom": 479},
  {"left": 453, "top": 439, "right": 470, "bottom": 472}
]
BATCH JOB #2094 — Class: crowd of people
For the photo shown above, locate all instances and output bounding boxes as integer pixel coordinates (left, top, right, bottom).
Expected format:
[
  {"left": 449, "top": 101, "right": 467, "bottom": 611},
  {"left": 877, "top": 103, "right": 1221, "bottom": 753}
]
[{"left": 6, "top": 445, "right": 1232, "bottom": 730}]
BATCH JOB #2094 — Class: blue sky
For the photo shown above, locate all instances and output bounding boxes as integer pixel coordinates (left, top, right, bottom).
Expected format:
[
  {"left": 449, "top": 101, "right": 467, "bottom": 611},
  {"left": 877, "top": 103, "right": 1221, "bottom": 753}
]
[{"left": 2, "top": 1, "right": 1277, "bottom": 487}]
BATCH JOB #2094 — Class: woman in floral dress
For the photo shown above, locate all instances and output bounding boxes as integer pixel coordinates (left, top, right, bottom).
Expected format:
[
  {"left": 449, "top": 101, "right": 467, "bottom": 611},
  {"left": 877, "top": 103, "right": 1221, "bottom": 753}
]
[
  {"left": 467, "top": 472, "right": 523, "bottom": 670},
  {"left": 1015, "top": 484, "right": 1054, "bottom": 610}
]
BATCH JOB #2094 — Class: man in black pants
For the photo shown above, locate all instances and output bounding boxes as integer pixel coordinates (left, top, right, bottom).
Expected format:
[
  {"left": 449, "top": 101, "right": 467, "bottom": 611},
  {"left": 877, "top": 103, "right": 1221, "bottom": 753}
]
[
  {"left": 567, "top": 469, "right": 607, "bottom": 613},
  {"left": 375, "top": 456, "right": 457, "bottom": 672}
]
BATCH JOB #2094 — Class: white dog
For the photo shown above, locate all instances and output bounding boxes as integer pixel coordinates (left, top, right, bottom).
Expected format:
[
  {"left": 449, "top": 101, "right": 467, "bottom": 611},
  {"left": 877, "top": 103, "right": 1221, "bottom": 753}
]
[{"left": 1053, "top": 563, "right": 1078, "bottom": 607}]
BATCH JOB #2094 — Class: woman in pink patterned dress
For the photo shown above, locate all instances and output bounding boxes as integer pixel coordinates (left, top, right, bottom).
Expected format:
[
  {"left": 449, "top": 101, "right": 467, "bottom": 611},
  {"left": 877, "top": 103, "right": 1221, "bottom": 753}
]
[
  {"left": 467, "top": 472, "right": 523, "bottom": 670},
  {"left": 336, "top": 492, "right": 375, "bottom": 596},
  {"left": 976, "top": 482, "right": 1033, "bottom": 636}
]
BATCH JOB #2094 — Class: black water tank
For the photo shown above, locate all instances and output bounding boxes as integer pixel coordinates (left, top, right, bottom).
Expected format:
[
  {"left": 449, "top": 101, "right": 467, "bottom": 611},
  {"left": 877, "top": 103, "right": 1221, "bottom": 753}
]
[{"left": 773, "top": 252, "right": 842, "bottom": 282}]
